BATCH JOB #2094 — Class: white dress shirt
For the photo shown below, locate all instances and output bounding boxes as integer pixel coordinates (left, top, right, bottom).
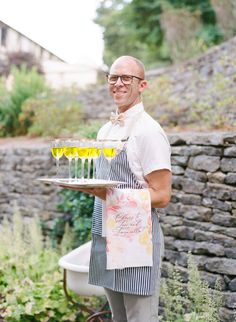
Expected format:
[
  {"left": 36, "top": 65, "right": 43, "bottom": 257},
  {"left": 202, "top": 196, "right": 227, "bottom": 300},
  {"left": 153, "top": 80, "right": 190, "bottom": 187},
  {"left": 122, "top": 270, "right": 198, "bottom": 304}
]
[{"left": 97, "top": 102, "right": 171, "bottom": 187}]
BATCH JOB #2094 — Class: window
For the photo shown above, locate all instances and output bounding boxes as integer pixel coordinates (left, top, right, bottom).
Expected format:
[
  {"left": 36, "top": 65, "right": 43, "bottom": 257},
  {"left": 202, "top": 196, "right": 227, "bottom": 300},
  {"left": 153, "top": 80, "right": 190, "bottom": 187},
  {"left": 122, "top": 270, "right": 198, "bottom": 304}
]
[{"left": 1, "top": 27, "right": 7, "bottom": 47}]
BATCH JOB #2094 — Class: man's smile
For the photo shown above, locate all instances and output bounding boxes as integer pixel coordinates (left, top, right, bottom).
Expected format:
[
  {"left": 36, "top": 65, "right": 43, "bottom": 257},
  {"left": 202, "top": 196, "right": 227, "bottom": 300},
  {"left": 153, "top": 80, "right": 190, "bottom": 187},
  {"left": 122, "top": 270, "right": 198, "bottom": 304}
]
[{"left": 113, "top": 90, "right": 127, "bottom": 94}]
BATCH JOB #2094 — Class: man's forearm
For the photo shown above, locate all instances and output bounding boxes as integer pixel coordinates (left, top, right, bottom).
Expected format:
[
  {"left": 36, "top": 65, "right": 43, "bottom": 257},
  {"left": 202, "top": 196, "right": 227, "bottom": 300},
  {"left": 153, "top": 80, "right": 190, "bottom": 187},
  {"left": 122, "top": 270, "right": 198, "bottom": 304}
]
[{"left": 148, "top": 187, "right": 171, "bottom": 208}]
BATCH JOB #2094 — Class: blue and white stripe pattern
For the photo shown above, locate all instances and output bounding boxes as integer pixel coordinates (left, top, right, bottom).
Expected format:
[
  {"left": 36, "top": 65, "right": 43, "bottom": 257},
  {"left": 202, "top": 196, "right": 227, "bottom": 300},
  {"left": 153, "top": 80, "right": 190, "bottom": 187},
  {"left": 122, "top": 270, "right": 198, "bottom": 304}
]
[{"left": 89, "top": 147, "right": 163, "bottom": 296}]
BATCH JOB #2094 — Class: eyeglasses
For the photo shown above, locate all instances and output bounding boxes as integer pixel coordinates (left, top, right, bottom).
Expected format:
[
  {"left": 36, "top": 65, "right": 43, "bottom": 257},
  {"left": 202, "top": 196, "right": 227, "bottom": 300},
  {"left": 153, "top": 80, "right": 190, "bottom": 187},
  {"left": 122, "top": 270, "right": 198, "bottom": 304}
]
[{"left": 106, "top": 74, "right": 143, "bottom": 85}]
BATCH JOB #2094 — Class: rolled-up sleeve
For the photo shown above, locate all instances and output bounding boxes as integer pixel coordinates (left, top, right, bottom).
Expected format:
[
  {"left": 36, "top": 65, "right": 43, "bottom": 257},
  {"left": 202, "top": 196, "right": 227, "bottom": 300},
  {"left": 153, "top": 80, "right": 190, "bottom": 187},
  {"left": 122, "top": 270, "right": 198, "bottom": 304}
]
[{"left": 135, "top": 128, "right": 171, "bottom": 176}]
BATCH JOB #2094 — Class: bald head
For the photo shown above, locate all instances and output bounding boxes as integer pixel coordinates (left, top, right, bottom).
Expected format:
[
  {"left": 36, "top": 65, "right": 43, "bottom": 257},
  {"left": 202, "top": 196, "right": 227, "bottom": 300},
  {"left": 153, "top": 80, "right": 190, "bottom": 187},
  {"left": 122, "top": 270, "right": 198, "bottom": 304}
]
[{"left": 110, "top": 56, "right": 146, "bottom": 79}]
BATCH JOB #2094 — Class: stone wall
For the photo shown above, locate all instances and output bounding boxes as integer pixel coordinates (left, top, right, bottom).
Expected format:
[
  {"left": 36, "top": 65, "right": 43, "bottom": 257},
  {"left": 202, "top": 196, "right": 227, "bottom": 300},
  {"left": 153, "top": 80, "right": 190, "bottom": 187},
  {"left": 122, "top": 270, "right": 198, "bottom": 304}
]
[
  {"left": 161, "top": 131, "right": 236, "bottom": 321},
  {"left": 0, "top": 131, "right": 235, "bottom": 320},
  {"left": 0, "top": 144, "right": 62, "bottom": 227}
]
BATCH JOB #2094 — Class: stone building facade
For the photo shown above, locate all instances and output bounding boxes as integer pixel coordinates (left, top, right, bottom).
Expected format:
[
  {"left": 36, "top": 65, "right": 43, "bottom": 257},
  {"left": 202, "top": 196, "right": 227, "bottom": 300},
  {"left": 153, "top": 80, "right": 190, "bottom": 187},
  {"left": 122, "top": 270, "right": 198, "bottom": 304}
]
[
  {"left": 0, "top": 20, "right": 98, "bottom": 88},
  {"left": 0, "top": 132, "right": 235, "bottom": 321},
  {"left": 0, "top": 20, "right": 62, "bottom": 63}
]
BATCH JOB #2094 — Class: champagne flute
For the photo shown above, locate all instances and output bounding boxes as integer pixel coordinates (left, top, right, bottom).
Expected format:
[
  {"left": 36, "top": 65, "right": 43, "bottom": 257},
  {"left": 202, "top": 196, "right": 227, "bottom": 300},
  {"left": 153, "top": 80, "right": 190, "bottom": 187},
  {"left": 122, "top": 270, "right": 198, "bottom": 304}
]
[
  {"left": 77, "top": 140, "right": 90, "bottom": 181},
  {"left": 102, "top": 140, "right": 119, "bottom": 180},
  {"left": 91, "top": 140, "right": 101, "bottom": 179},
  {"left": 86, "top": 140, "right": 93, "bottom": 180},
  {"left": 50, "top": 139, "right": 63, "bottom": 177},
  {"left": 86, "top": 139, "right": 98, "bottom": 179},
  {"left": 71, "top": 139, "right": 79, "bottom": 181},
  {"left": 63, "top": 140, "right": 76, "bottom": 181}
]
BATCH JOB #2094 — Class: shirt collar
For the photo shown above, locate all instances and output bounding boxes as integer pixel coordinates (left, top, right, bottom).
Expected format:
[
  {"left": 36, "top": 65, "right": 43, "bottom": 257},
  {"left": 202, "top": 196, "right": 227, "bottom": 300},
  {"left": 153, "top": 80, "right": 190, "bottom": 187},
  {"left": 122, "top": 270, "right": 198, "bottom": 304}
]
[{"left": 117, "top": 102, "right": 144, "bottom": 119}]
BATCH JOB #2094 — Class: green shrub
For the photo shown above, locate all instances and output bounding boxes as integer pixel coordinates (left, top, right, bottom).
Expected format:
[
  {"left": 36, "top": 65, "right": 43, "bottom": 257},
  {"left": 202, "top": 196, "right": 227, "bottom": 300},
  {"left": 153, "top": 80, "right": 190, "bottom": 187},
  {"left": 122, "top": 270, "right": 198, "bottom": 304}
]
[
  {"left": 0, "top": 65, "right": 48, "bottom": 136},
  {"left": 53, "top": 189, "right": 94, "bottom": 248},
  {"left": 161, "top": 264, "right": 186, "bottom": 321},
  {"left": 160, "top": 254, "right": 222, "bottom": 322},
  {"left": 20, "top": 88, "right": 84, "bottom": 137},
  {"left": 74, "top": 121, "right": 102, "bottom": 140},
  {"left": 187, "top": 254, "right": 222, "bottom": 322},
  {"left": 197, "top": 24, "right": 223, "bottom": 45},
  {"left": 0, "top": 207, "right": 86, "bottom": 321}
]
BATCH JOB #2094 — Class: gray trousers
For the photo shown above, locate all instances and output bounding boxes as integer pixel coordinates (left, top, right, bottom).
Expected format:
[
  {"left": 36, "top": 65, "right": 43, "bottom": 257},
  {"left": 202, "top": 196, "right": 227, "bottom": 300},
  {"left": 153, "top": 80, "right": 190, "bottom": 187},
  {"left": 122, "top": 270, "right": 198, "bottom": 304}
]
[{"left": 104, "top": 264, "right": 161, "bottom": 322}]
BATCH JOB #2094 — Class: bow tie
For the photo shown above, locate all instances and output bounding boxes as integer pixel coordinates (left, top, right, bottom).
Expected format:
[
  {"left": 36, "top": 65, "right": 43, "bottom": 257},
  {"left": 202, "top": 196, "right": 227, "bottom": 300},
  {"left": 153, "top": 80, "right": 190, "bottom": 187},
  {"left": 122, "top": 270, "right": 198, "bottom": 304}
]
[{"left": 110, "top": 112, "right": 125, "bottom": 126}]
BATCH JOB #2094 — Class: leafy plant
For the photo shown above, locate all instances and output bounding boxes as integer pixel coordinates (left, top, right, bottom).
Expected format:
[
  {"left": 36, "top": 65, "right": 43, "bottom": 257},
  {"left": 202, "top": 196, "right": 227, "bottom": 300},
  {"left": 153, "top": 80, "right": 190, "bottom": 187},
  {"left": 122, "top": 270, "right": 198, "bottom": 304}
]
[
  {"left": 75, "top": 121, "right": 102, "bottom": 140},
  {"left": 0, "top": 65, "right": 47, "bottom": 136},
  {"left": 54, "top": 189, "right": 94, "bottom": 248},
  {"left": 0, "top": 206, "right": 87, "bottom": 321},
  {"left": 19, "top": 88, "right": 84, "bottom": 137},
  {"left": 187, "top": 254, "right": 222, "bottom": 322},
  {"left": 161, "top": 264, "right": 187, "bottom": 321},
  {"left": 160, "top": 254, "right": 222, "bottom": 322},
  {"left": 95, "top": 0, "right": 232, "bottom": 67}
]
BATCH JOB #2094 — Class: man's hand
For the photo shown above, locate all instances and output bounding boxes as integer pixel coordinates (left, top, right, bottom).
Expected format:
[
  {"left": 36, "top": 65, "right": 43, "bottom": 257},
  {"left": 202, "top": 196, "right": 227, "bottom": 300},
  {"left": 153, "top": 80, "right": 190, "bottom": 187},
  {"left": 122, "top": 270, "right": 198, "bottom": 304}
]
[{"left": 59, "top": 168, "right": 172, "bottom": 206}]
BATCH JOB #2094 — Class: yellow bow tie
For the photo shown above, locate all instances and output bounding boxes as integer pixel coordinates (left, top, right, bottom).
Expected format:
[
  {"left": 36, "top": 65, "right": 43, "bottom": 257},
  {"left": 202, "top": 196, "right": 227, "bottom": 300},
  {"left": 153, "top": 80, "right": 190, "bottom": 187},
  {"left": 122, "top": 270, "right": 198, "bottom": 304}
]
[{"left": 110, "top": 112, "right": 125, "bottom": 126}]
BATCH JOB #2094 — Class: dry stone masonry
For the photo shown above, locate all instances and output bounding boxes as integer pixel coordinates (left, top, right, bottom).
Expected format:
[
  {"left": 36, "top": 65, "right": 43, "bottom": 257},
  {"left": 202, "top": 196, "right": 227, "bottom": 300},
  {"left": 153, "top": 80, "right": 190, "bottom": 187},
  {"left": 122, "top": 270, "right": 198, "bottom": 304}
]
[
  {"left": 161, "top": 131, "right": 236, "bottom": 322},
  {"left": 0, "top": 131, "right": 235, "bottom": 321},
  {"left": 0, "top": 145, "right": 63, "bottom": 227}
]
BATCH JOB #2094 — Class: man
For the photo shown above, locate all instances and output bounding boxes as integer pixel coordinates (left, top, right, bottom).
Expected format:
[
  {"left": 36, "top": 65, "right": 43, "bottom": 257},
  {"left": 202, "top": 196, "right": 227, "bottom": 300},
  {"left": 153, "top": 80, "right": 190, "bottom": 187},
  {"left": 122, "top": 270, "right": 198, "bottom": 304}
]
[{"left": 65, "top": 56, "right": 171, "bottom": 321}]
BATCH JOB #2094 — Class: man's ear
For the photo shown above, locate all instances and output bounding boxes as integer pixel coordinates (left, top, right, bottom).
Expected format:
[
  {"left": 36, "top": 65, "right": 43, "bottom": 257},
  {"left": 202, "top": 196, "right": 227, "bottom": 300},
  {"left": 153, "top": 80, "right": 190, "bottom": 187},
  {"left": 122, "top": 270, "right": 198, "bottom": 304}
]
[{"left": 139, "top": 80, "right": 148, "bottom": 92}]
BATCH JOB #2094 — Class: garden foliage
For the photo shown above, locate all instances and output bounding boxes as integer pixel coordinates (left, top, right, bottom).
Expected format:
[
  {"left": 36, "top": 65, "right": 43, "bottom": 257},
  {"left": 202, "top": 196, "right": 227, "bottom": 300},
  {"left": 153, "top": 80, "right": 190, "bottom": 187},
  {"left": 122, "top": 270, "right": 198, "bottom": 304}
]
[
  {"left": 129, "top": 0, "right": 222, "bottom": 64},
  {"left": 20, "top": 88, "right": 83, "bottom": 137},
  {"left": 0, "top": 68, "right": 84, "bottom": 138},
  {"left": 95, "top": 0, "right": 236, "bottom": 67},
  {"left": 53, "top": 189, "right": 94, "bottom": 248},
  {"left": 0, "top": 206, "right": 224, "bottom": 321},
  {"left": 0, "top": 208, "right": 84, "bottom": 321},
  {"left": 160, "top": 254, "right": 222, "bottom": 322},
  {"left": 0, "top": 66, "right": 47, "bottom": 136}
]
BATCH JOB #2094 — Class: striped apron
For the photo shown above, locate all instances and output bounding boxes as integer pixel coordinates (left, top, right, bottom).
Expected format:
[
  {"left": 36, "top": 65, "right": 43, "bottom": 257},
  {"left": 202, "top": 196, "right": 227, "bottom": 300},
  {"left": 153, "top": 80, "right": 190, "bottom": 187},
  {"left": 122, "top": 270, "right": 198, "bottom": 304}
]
[{"left": 88, "top": 146, "right": 164, "bottom": 296}]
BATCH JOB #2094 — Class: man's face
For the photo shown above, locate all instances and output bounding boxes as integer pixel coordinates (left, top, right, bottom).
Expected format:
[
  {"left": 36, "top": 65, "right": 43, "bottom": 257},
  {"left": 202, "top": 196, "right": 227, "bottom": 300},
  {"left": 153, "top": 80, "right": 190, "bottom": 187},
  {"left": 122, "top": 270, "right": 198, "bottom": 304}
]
[{"left": 108, "top": 59, "right": 147, "bottom": 112}]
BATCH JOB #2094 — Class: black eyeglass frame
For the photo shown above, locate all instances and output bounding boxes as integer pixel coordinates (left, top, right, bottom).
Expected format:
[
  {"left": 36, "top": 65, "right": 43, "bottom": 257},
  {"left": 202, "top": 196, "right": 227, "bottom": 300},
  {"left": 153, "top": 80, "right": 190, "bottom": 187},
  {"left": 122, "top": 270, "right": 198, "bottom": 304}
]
[{"left": 106, "top": 74, "right": 144, "bottom": 85}]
